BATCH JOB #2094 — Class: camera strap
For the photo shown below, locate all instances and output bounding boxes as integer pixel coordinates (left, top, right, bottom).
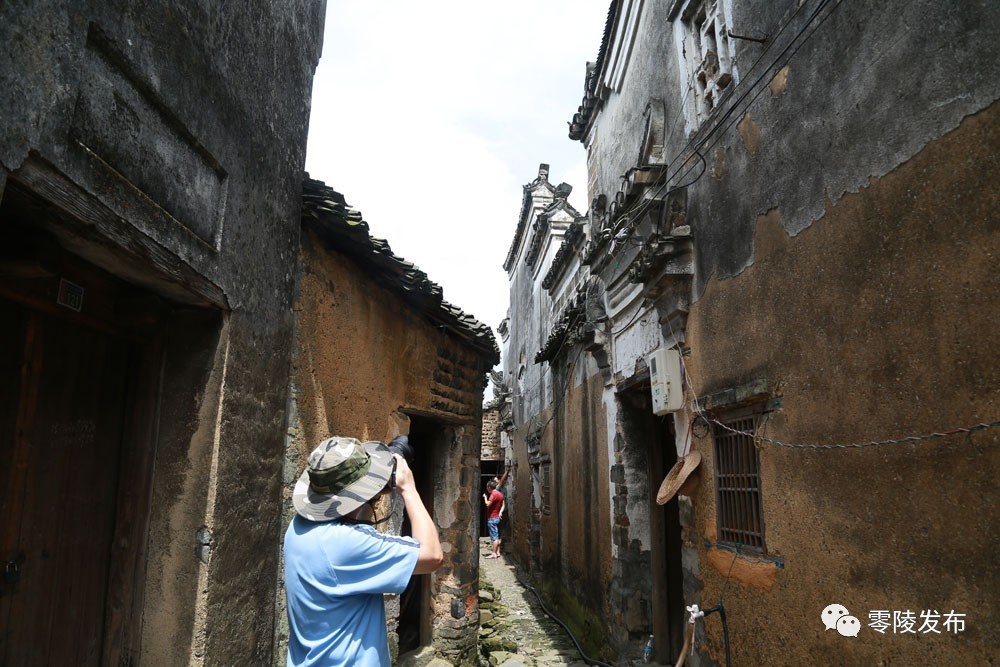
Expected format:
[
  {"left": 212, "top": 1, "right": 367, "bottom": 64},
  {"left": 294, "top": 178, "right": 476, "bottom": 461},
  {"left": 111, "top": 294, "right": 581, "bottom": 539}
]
[{"left": 341, "top": 498, "right": 393, "bottom": 526}]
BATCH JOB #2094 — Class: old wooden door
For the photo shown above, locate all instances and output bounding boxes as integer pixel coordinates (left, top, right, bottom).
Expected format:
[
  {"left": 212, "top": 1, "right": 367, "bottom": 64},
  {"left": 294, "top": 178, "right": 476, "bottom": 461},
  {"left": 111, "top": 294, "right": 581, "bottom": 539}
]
[{"left": 0, "top": 299, "right": 131, "bottom": 665}]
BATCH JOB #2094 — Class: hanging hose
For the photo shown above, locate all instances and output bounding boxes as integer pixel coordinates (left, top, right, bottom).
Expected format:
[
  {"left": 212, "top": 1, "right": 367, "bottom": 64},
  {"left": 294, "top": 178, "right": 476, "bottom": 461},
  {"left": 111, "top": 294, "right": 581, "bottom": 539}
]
[
  {"left": 674, "top": 622, "right": 694, "bottom": 667},
  {"left": 517, "top": 578, "right": 614, "bottom": 667},
  {"left": 678, "top": 603, "right": 731, "bottom": 667}
]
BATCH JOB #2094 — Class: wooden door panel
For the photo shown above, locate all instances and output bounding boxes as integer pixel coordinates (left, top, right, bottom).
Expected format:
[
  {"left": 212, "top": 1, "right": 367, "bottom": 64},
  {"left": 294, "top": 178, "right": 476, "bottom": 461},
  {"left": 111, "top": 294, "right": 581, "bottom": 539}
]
[
  {"left": 0, "top": 301, "right": 29, "bottom": 658},
  {"left": 1, "top": 306, "right": 128, "bottom": 666}
]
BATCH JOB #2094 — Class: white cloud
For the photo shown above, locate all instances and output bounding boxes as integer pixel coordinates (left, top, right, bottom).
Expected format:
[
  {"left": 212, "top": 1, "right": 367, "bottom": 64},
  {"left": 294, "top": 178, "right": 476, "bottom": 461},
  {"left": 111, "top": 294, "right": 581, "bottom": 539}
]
[{"left": 306, "top": 1, "right": 609, "bottom": 342}]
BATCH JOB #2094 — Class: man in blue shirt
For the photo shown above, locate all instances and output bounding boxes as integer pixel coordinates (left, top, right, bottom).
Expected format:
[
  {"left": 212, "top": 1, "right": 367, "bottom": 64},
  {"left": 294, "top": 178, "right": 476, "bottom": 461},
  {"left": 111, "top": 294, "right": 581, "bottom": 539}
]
[{"left": 284, "top": 436, "right": 443, "bottom": 666}]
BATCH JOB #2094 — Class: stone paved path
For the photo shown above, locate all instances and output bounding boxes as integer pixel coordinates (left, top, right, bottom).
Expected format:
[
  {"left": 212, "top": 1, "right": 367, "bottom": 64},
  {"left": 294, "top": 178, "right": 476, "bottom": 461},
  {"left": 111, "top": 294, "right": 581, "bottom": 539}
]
[{"left": 477, "top": 539, "right": 590, "bottom": 667}]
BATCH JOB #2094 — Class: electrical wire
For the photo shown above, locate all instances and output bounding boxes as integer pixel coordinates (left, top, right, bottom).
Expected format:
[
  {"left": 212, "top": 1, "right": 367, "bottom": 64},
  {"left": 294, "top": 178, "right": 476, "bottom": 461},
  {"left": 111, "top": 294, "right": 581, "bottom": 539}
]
[
  {"left": 693, "top": 0, "right": 844, "bottom": 163},
  {"left": 511, "top": 280, "right": 593, "bottom": 401},
  {"left": 531, "top": 338, "right": 589, "bottom": 441},
  {"left": 607, "top": 303, "right": 648, "bottom": 336},
  {"left": 604, "top": 0, "right": 841, "bottom": 244},
  {"left": 663, "top": 312, "right": 1000, "bottom": 451},
  {"left": 706, "top": 417, "right": 1000, "bottom": 450},
  {"left": 510, "top": 275, "right": 601, "bottom": 444},
  {"left": 512, "top": 308, "right": 587, "bottom": 400}
]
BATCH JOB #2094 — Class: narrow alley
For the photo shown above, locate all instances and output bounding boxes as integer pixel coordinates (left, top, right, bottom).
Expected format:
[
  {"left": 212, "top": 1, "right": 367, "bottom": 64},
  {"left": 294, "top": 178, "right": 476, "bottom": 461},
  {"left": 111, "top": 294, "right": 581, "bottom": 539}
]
[
  {"left": 476, "top": 542, "right": 593, "bottom": 667},
  {"left": 2, "top": 2, "right": 998, "bottom": 666}
]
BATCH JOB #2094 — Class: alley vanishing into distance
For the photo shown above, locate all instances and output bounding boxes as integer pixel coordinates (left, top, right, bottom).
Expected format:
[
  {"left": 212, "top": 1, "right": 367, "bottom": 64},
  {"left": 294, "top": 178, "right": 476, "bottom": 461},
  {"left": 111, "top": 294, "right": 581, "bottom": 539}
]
[
  {"left": 476, "top": 542, "right": 593, "bottom": 667},
  {"left": 2, "top": 1, "right": 998, "bottom": 666},
  {"left": 394, "top": 539, "right": 594, "bottom": 667}
]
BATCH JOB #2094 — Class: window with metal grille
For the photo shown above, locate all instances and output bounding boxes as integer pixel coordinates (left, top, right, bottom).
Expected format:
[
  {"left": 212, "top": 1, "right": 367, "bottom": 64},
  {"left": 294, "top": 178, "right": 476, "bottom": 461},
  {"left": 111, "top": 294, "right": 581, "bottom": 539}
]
[
  {"left": 712, "top": 410, "right": 765, "bottom": 551},
  {"left": 540, "top": 461, "right": 551, "bottom": 515}
]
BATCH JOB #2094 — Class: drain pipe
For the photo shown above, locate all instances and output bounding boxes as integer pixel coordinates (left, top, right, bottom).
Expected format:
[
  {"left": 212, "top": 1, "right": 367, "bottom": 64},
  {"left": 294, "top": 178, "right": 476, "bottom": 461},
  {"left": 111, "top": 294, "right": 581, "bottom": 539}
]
[
  {"left": 518, "top": 580, "right": 614, "bottom": 667},
  {"left": 677, "top": 604, "right": 731, "bottom": 667}
]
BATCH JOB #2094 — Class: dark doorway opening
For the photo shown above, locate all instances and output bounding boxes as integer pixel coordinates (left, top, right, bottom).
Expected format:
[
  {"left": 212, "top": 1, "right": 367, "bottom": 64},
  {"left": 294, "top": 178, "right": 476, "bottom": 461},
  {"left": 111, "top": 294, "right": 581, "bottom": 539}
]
[
  {"left": 395, "top": 416, "right": 443, "bottom": 656},
  {"left": 649, "top": 414, "right": 685, "bottom": 662},
  {"left": 0, "top": 183, "right": 165, "bottom": 666},
  {"left": 619, "top": 381, "right": 686, "bottom": 663},
  {"left": 479, "top": 459, "right": 504, "bottom": 538}
]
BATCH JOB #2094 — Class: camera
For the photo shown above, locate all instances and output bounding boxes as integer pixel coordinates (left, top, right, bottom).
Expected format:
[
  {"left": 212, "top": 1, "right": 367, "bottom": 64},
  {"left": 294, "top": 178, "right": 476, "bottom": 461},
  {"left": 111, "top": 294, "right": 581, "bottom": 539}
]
[
  {"left": 385, "top": 435, "right": 413, "bottom": 490},
  {"left": 386, "top": 435, "right": 414, "bottom": 463}
]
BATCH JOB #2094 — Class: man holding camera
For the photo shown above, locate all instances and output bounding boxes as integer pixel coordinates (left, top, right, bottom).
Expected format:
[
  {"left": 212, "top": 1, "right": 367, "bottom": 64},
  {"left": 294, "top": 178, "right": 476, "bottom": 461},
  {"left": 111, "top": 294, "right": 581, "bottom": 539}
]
[{"left": 284, "top": 435, "right": 442, "bottom": 667}]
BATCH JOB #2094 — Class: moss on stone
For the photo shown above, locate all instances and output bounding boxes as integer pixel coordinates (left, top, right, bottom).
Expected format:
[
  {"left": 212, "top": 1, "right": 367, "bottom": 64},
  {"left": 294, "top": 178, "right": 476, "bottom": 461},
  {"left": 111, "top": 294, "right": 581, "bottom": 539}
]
[{"left": 534, "top": 578, "right": 612, "bottom": 663}]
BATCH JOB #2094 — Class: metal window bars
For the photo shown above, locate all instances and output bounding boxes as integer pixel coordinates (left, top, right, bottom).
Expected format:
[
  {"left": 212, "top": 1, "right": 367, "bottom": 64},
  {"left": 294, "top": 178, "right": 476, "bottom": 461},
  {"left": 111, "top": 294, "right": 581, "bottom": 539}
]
[
  {"left": 541, "top": 462, "right": 552, "bottom": 514},
  {"left": 712, "top": 413, "right": 766, "bottom": 551}
]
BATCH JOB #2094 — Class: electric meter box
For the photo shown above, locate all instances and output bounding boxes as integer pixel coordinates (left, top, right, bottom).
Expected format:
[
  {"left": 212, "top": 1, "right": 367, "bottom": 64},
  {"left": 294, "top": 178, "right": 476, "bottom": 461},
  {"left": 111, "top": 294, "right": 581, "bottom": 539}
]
[{"left": 648, "top": 347, "right": 683, "bottom": 415}]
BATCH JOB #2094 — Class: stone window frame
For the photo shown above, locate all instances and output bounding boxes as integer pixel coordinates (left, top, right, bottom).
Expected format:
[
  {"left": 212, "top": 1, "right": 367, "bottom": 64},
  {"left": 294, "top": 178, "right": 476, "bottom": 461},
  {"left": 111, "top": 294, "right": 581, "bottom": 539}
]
[
  {"left": 669, "top": 0, "right": 738, "bottom": 133},
  {"left": 529, "top": 453, "right": 552, "bottom": 516}
]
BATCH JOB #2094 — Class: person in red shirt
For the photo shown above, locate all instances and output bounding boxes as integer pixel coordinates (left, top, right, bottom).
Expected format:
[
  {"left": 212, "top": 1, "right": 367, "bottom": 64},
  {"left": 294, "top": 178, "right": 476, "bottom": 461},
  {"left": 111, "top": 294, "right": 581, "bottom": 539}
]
[{"left": 483, "top": 480, "right": 505, "bottom": 559}]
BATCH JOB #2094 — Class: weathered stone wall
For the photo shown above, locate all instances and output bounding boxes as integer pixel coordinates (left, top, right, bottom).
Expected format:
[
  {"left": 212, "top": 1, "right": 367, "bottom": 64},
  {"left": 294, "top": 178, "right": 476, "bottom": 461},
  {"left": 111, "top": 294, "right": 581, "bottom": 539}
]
[
  {"left": 585, "top": 0, "right": 1000, "bottom": 295},
  {"left": 567, "top": 1, "right": 1000, "bottom": 664},
  {"left": 506, "top": 0, "right": 1000, "bottom": 662},
  {"left": 292, "top": 229, "right": 488, "bottom": 443},
  {"left": 683, "top": 102, "right": 1000, "bottom": 666},
  {"left": 481, "top": 405, "right": 503, "bottom": 460},
  {"left": 550, "top": 362, "right": 612, "bottom": 626},
  {"left": 282, "top": 228, "right": 489, "bottom": 665},
  {"left": 0, "top": 2, "right": 323, "bottom": 665}
]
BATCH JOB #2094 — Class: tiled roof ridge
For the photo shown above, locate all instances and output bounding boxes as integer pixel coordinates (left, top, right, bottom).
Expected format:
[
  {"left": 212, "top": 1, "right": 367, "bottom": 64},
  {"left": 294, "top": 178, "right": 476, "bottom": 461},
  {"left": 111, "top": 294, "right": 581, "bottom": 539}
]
[
  {"left": 543, "top": 195, "right": 582, "bottom": 218},
  {"left": 523, "top": 214, "right": 551, "bottom": 269},
  {"left": 302, "top": 176, "right": 499, "bottom": 363},
  {"left": 541, "top": 222, "right": 585, "bottom": 292},
  {"left": 535, "top": 287, "right": 589, "bottom": 364},
  {"left": 568, "top": 1, "right": 620, "bottom": 142}
]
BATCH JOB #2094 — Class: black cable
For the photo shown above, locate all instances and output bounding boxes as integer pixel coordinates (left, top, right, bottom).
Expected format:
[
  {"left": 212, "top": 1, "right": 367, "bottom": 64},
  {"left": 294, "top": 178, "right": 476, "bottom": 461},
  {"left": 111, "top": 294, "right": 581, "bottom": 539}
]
[
  {"left": 690, "top": 551, "right": 737, "bottom": 666},
  {"left": 607, "top": 0, "right": 842, "bottom": 244},
  {"left": 534, "top": 338, "right": 588, "bottom": 440},
  {"left": 614, "top": 148, "right": 707, "bottom": 242},
  {"left": 674, "top": 0, "right": 837, "bottom": 178},
  {"left": 695, "top": 0, "right": 843, "bottom": 162},
  {"left": 607, "top": 305, "right": 647, "bottom": 335},
  {"left": 702, "top": 604, "right": 732, "bottom": 667},
  {"left": 517, "top": 577, "right": 614, "bottom": 667}
]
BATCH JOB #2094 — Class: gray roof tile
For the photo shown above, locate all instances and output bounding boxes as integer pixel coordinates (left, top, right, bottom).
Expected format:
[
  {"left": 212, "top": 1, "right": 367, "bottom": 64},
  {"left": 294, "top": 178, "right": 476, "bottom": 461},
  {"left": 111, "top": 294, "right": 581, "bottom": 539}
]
[{"left": 302, "top": 176, "right": 500, "bottom": 363}]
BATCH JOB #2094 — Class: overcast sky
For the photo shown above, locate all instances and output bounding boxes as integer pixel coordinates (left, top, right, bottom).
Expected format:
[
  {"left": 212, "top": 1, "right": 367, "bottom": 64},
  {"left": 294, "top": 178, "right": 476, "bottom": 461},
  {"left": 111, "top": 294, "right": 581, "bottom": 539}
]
[{"left": 305, "top": 2, "right": 610, "bottom": 356}]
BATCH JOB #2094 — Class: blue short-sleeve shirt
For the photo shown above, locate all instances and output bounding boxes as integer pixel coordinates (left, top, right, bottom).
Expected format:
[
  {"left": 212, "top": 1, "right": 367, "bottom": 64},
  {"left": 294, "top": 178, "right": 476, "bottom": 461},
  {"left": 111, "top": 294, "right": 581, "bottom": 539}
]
[{"left": 284, "top": 515, "right": 419, "bottom": 667}]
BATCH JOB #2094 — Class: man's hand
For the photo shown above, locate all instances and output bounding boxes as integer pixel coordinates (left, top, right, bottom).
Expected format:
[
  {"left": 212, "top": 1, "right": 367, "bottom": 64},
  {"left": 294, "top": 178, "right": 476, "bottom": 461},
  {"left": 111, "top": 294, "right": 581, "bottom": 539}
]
[
  {"left": 391, "top": 454, "right": 443, "bottom": 575},
  {"left": 392, "top": 454, "right": 416, "bottom": 494}
]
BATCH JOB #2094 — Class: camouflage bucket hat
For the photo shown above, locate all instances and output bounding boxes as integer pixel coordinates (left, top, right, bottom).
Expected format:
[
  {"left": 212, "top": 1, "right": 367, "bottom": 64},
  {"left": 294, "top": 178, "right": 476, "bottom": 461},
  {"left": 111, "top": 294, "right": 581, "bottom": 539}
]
[{"left": 292, "top": 436, "right": 394, "bottom": 521}]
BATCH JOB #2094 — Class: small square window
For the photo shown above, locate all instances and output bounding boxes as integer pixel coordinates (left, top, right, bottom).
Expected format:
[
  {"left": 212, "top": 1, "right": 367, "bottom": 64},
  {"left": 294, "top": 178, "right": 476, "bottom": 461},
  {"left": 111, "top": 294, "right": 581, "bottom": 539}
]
[{"left": 711, "top": 409, "right": 765, "bottom": 551}]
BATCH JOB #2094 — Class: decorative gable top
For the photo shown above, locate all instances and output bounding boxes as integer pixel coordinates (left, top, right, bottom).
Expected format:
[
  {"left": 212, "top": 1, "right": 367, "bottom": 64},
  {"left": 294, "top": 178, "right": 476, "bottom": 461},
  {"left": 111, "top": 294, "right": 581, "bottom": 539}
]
[
  {"left": 503, "top": 164, "right": 557, "bottom": 272},
  {"left": 524, "top": 185, "right": 583, "bottom": 269}
]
